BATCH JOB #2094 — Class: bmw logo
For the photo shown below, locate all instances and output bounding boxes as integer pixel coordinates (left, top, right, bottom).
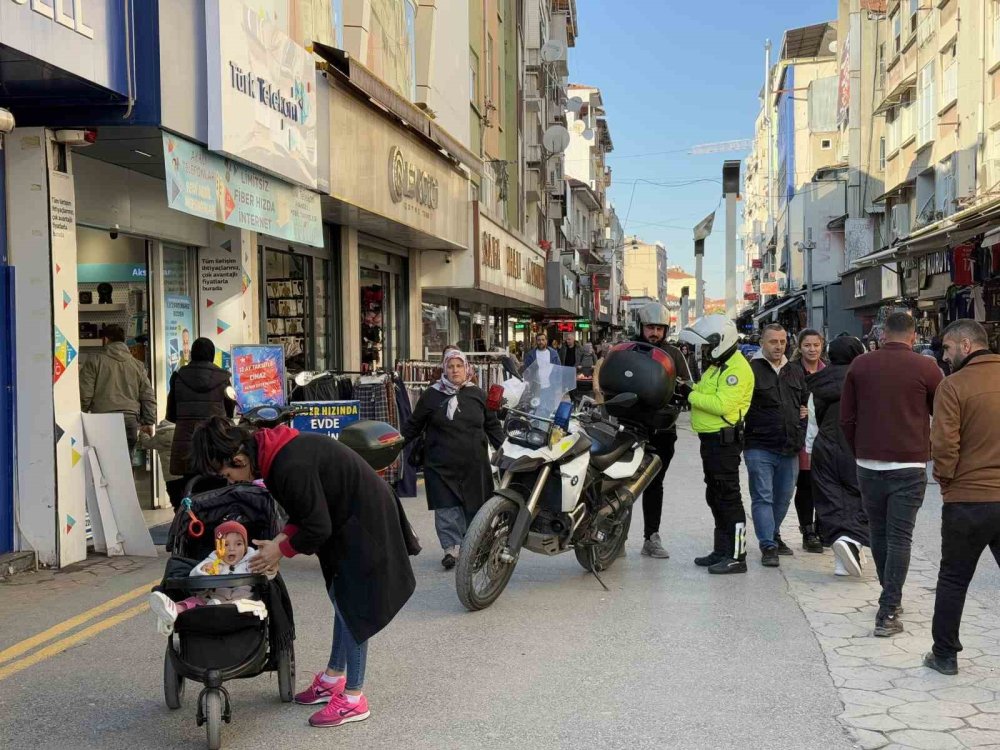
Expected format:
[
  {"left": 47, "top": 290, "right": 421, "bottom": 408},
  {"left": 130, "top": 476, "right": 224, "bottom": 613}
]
[
  {"left": 571, "top": 476, "right": 579, "bottom": 486},
  {"left": 624, "top": 370, "right": 633, "bottom": 377}
]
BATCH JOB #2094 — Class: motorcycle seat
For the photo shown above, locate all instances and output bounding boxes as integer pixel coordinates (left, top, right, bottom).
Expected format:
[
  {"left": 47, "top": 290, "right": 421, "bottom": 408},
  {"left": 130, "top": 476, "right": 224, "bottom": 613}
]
[{"left": 589, "top": 432, "right": 635, "bottom": 472}]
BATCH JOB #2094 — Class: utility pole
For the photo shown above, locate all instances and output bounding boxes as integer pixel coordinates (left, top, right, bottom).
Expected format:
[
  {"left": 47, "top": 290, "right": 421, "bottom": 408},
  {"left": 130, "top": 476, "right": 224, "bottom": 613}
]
[
  {"left": 693, "top": 212, "right": 715, "bottom": 319},
  {"left": 799, "top": 229, "right": 816, "bottom": 329},
  {"left": 723, "top": 160, "right": 740, "bottom": 320}
]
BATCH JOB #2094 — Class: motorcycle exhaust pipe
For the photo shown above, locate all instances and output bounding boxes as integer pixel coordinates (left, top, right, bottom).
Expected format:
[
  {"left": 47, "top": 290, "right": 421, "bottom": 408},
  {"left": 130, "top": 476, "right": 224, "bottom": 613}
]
[{"left": 598, "top": 452, "right": 663, "bottom": 518}]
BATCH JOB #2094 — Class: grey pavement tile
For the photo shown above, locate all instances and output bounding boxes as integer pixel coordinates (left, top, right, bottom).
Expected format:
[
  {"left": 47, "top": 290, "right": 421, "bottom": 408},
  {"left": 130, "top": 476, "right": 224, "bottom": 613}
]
[
  {"left": 930, "top": 686, "right": 995, "bottom": 704},
  {"left": 845, "top": 714, "right": 909, "bottom": 732},
  {"left": 893, "top": 714, "right": 967, "bottom": 732},
  {"left": 953, "top": 728, "right": 1000, "bottom": 747},
  {"left": 850, "top": 728, "right": 891, "bottom": 749},
  {"left": 839, "top": 689, "right": 909, "bottom": 708},
  {"left": 968, "top": 714, "right": 1000, "bottom": 731},
  {"left": 887, "top": 729, "right": 964, "bottom": 749},
  {"left": 890, "top": 701, "right": 979, "bottom": 718}
]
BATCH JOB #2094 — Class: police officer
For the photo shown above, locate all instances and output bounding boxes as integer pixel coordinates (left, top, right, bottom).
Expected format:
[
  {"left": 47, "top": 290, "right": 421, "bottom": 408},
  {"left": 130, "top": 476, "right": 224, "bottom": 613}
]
[
  {"left": 633, "top": 302, "right": 693, "bottom": 559},
  {"left": 679, "top": 314, "right": 755, "bottom": 574}
]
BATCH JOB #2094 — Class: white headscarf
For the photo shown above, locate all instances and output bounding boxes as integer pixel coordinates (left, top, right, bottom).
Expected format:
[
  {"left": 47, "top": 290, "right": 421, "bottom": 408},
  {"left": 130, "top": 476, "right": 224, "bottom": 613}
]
[{"left": 432, "top": 350, "right": 473, "bottom": 420}]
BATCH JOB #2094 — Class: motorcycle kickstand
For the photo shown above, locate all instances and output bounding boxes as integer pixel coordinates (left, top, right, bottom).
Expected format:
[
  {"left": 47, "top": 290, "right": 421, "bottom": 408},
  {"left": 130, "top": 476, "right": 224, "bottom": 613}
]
[{"left": 588, "top": 547, "right": 610, "bottom": 592}]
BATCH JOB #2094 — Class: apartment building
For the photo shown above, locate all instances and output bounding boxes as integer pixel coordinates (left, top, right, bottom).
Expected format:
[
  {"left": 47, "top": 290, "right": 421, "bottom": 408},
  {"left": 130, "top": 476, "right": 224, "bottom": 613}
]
[{"left": 623, "top": 236, "right": 668, "bottom": 304}]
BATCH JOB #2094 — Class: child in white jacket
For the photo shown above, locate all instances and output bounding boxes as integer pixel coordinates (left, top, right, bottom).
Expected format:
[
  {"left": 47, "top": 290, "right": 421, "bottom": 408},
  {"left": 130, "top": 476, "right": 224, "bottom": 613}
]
[{"left": 148, "top": 520, "right": 273, "bottom": 634}]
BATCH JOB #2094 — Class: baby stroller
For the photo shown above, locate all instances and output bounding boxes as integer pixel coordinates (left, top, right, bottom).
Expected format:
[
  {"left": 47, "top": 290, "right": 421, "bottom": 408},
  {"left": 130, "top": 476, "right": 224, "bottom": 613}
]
[{"left": 157, "top": 479, "right": 296, "bottom": 750}]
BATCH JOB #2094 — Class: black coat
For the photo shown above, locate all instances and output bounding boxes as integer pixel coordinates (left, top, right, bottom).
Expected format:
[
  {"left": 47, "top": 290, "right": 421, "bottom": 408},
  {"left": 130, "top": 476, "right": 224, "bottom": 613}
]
[
  {"left": 265, "top": 433, "right": 416, "bottom": 643},
  {"left": 745, "top": 357, "right": 807, "bottom": 455},
  {"left": 166, "top": 362, "right": 234, "bottom": 476},
  {"left": 808, "top": 362, "right": 869, "bottom": 545},
  {"left": 401, "top": 386, "right": 504, "bottom": 515}
]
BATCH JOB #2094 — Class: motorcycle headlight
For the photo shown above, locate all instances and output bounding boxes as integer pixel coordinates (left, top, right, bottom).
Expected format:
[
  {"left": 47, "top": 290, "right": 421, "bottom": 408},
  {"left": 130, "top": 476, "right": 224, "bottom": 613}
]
[{"left": 505, "top": 415, "right": 551, "bottom": 448}]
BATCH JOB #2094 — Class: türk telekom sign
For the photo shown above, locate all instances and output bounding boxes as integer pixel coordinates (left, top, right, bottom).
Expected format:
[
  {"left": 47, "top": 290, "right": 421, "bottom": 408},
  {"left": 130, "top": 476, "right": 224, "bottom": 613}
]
[{"left": 205, "top": 0, "right": 318, "bottom": 189}]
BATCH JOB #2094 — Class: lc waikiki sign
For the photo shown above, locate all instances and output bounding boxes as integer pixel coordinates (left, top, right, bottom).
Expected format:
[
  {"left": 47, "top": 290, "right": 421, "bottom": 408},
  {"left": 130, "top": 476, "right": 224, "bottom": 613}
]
[{"left": 206, "top": 0, "right": 318, "bottom": 189}]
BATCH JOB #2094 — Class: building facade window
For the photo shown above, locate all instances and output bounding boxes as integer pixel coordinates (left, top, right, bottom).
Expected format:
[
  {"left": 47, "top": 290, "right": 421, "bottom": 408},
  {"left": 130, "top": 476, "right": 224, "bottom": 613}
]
[
  {"left": 918, "top": 61, "right": 936, "bottom": 146},
  {"left": 901, "top": 91, "right": 915, "bottom": 143},
  {"left": 405, "top": 0, "right": 417, "bottom": 101},
  {"left": 891, "top": 10, "right": 901, "bottom": 55},
  {"left": 470, "top": 49, "right": 480, "bottom": 105},
  {"left": 942, "top": 45, "right": 958, "bottom": 106}
]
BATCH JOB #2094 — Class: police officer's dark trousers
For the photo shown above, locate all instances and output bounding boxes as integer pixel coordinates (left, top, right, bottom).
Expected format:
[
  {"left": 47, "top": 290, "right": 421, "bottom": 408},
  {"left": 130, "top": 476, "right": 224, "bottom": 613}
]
[{"left": 699, "top": 432, "right": 747, "bottom": 560}]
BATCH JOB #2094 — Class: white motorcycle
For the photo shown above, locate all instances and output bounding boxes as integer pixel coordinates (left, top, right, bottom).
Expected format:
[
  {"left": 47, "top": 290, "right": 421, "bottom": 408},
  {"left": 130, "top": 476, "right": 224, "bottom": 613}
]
[{"left": 455, "top": 362, "right": 664, "bottom": 611}]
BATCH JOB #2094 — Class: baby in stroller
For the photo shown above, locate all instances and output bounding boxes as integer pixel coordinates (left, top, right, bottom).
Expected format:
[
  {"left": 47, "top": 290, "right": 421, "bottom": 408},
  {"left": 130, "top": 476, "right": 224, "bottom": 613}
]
[{"left": 149, "top": 520, "right": 275, "bottom": 635}]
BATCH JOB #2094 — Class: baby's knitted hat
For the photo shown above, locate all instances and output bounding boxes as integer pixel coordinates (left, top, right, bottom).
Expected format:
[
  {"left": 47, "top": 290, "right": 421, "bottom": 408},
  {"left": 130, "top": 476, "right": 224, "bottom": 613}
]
[{"left": 215, "top": 520, "right": 248, "bottom": 547}]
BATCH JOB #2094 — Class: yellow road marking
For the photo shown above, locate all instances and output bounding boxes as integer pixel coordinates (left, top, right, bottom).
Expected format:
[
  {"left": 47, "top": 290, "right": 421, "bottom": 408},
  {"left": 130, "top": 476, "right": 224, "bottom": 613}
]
[
  {"left": 0, "top": 578, "right": 158, "bottom": 666},
  {"left": 0, "top": 602, "right": 148, "bottom": 682}
]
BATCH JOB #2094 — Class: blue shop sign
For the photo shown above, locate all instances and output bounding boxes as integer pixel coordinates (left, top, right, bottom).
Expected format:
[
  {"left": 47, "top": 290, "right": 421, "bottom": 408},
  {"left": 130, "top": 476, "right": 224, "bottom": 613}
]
[
  {"left": 291, "top": 401, "right": 361, "bottom": 440},
  {"left": 78, "top": 263, "right": 147, "bottom": 282}
]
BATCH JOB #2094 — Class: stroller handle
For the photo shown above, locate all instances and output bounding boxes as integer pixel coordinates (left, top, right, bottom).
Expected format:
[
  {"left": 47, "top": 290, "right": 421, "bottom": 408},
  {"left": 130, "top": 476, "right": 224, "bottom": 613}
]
[{"left": 165, "top": 574, "right": 269, "bottom": 592}]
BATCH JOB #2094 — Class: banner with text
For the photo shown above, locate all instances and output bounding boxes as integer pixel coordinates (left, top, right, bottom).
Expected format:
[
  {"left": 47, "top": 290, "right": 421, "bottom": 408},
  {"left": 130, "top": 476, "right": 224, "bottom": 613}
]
[
  {"left": 291, "top": 401, "right": 361, "bottom": 439},
  {"left": 163, "top": 132, "right": 322, "bottom": 247},
  {"left": 232, "top": 345, "right": 286, "bottom": 409}
]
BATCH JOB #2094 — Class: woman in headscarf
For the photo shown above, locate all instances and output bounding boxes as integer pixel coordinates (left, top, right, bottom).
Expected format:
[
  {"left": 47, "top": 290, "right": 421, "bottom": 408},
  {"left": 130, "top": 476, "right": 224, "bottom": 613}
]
[
  {"left": 402, "top": 350, "right": 505, "bottom": 569},
  {"left": 807, "top": 335, "right": 871, "bottom": 578}
]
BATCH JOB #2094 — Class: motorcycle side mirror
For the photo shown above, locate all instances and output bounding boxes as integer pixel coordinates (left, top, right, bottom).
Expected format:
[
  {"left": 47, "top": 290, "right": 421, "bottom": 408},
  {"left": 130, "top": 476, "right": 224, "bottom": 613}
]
[{"left": 606, "top": 392, "right": 638, "bottom": 408}]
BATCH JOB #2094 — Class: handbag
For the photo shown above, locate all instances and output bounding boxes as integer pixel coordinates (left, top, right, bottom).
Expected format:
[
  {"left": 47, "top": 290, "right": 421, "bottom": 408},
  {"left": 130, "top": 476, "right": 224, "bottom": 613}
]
[{"left": 406, "top": 435, "right": 426, "bottom": 469}]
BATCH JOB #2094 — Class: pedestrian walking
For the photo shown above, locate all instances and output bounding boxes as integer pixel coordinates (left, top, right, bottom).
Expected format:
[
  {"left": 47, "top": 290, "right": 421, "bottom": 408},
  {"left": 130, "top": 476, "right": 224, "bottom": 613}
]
[
  {"left": 633, "top": 302, "right": 693, "bottom": 559},
  {"left": 679, "top": 342, "right": 701, "bottom": 382},
  {"left": 743, "top": 324, "right": 808, "bottom": 568},
  {"left": 190, "top": 415, "right": 416, "bottom": 729},
  {"left": 925, "top": 320, "right": 1000, "bottom": 675},
  {"left": 79, "top": 324, "right": 156, "bottom": 455},
  {"left": 559, "top": 330, "right": 580, "bottom": 368},
  {"left": 840, "top": 312, "right": 943, "bottom": 637},
  {"left": 523, "top": 331, "right": 560, "bottom": 370},
  {"left": 401, "top": 350, "right": 504, "bottom": 570},
  {"left": 680, "top": 314, "right": 755, "bottom": 574},
  {"left": 790, "top": 329, "right": 826, "bottom": 553},
  {"left": 165, "top": 337, "right": 235, "bottom": 509},
  {"left": 807, "top": 336, "right": 870, "bottom": 577}
]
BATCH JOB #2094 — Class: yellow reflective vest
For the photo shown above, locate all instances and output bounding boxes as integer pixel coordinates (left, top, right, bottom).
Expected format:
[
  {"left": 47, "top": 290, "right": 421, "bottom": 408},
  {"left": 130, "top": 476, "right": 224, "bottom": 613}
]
[{"left": 688, "top": 351, "right": 755, "bottom": 434}]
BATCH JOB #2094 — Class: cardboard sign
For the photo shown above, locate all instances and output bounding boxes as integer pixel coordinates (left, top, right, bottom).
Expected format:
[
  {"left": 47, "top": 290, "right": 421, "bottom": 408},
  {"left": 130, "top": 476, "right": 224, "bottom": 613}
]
[
  {"left": 232, "top": 345, "right": 286, "bottom": 409},
  {"left": 291, "top": 401, "right": 361, "bottom": 439}
]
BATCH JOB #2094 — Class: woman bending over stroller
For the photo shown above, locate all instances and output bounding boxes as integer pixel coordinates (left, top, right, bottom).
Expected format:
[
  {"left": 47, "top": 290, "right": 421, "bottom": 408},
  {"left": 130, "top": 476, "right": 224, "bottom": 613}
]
[{"left": 189, "top": 416, "right": 416, "bottom": 730}]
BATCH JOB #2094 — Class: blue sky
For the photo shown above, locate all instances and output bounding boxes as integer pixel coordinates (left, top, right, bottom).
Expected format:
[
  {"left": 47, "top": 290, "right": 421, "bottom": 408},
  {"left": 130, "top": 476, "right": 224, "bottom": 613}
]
[{"left": 569, "top": 0, "right": 835, "bottom": 298}]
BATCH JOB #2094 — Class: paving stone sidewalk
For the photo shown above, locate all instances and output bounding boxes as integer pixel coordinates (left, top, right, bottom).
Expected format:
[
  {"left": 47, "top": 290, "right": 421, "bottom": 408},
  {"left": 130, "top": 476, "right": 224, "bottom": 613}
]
[{"left": 778, "top": 523, "right": 1000, "bottom": 750}]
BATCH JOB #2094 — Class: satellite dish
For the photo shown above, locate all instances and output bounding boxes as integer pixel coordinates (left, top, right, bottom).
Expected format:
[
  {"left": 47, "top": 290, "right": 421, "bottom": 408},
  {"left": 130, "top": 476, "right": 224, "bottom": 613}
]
[
  {"left": 582, "top": 128, "right": 594, "bottom": 141},
  {"left": 567, "top": 96, "right": 584, "bottom": 115},
  {"left": 571, "top": 120, "right": 586, "bottom": 135},
  {"left": 540, "top": 39, "right": 567, "bottom": 63},
  {"left": 542, "top": 125, "right": 571, "bottom": 154}
]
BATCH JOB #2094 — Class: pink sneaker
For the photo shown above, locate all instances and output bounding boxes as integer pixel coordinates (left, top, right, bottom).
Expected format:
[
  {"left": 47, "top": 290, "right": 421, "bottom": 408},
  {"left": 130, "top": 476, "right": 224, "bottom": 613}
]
[
  {"left": 308, "top": 692, "right": 370, "bottom": 728},
  {"left": 294, "top": 673, "right": 346, "bottom": 705}
]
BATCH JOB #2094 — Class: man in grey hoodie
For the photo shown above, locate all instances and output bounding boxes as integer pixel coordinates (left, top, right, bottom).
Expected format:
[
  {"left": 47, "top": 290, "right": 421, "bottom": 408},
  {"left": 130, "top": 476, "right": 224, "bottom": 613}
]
[{"left": 80, "top": 324, "right": 156, "bottom": 453}]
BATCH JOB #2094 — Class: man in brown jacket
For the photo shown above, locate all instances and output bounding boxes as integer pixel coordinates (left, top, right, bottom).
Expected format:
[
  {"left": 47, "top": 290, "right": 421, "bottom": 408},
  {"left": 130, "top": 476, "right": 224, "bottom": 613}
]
[
  {"left": 925, "top": 320, "right": 1000, "bottom": 675},
  {"left": 840, "top": 312, "right": 943, "bottom": 638}
]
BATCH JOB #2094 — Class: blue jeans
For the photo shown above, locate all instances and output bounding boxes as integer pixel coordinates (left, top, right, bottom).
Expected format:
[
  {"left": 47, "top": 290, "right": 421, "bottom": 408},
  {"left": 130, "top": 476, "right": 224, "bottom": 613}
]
[
  {"left": 745, "top": 449, "right": 799, "bottom": 548},
  {"left": 327, "top": 583, "right": 368, "bottom": 690}
]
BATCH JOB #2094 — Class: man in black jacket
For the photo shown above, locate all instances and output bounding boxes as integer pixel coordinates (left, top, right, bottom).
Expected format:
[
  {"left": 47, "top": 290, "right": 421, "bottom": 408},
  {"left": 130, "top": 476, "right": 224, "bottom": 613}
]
[
  {"left": 745, "top": 323, "right": 808, "bottom": 567},
  {"left": 632, "top": 302, "right": 692, "bottom": 559}
]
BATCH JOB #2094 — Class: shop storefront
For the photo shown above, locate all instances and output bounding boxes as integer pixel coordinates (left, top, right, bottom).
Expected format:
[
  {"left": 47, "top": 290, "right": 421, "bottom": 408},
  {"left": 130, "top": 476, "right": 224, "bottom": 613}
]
[
  {"left": 420, "top": 206, "right": 547, "bottom": 355},
  {"left": 320, "top": 65, "right": 473, "bottom": 370}
]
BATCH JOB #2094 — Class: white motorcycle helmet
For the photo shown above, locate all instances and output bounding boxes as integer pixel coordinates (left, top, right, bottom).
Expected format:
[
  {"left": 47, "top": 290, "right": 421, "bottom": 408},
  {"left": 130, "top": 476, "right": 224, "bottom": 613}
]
[
  {"left": 679, "top": 314, "right": 739, "bottom": 365},
  {"left": 637, "top": 302, "right": 671, "bottom": 327}
]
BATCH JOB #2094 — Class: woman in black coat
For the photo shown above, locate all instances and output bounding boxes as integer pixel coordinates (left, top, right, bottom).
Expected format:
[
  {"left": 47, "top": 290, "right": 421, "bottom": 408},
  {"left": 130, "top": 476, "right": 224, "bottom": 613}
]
[
  {"left": 402, "top": 350, "right": 504, "bottom": 570},
  {"left": 165, "top": 338, "right": 234, "bottom": 508},
  {"left": 190, "top": 416, "right": 415, "bottom": 730},
  {"left": 808, "top": 336, "right": 870, "bottom": 578}
]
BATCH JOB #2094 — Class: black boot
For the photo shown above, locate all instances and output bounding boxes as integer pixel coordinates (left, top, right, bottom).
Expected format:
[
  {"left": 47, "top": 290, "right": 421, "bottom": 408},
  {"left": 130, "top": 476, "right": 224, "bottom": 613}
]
[
  {"left": 708, "top": 524, "right": 748, "bottom": 574},
  {"left": 695, "top": 530, "right": 726, "bottom": 567},
  {"left": 800, "top": 524, "right": 823, "bottom": 553}
]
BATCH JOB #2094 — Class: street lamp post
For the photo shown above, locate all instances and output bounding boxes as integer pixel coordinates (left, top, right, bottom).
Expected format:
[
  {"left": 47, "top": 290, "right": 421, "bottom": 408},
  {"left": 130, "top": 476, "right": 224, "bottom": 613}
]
[
  {"left": 693, "top": 212, "right": 715, "bottom": 319},
  {"left": 796, "top": 228, "right": 816, "bottom": 329}
]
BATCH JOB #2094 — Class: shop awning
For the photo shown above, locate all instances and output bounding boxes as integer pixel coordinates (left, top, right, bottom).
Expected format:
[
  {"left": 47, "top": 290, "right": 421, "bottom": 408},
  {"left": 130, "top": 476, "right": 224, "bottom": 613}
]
[
  {"left": 752, "top": 292, "right": 805, "bottom": 324},
  {"left": 871, "top": 179, "right": 914, "bottom": 205},
  {"left": 314, "top": 43, "right": 481, "bottom": 176},
  {"left": 873, "top": 72, "right": 918, "bottom": 116},
  {"left": 851, "top": 247, "right": 898, "bottom": 268},
  {"left": 895, "top": 198, "right": 1000, "bottom": 256}
]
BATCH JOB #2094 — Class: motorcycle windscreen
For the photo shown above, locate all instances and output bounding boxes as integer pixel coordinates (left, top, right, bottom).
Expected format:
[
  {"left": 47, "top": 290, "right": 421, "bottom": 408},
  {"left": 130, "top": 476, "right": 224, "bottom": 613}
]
[{"left": 518, "top": 361, "right": 578, "bottom": 418}]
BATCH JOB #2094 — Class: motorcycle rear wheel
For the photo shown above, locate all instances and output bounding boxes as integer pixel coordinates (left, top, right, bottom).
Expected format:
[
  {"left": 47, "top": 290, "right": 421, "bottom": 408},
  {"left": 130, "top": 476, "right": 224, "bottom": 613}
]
[
  {"left": 575, "top": 506, "right": 632, "bottom": 572},
  {"left": 456, "top": 495, "right": 519, "bottom": 611}
]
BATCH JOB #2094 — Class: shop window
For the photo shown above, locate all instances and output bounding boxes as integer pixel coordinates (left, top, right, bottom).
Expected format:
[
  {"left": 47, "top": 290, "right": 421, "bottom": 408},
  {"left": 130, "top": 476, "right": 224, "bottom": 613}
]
[
  {"left": 360, "top": 247, "right": 406, "bottom": 371},
  {"left": 421, "top": 298, "right": 450, "bottom": 359},
  {"left": 261, "top": 248, "right": 333, "bottom": 374}
]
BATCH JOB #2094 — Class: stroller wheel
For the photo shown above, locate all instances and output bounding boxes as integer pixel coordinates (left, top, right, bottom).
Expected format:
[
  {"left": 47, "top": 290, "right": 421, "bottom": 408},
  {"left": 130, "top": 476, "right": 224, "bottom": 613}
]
[
  {"left": 164, "top": 647, "right": 185, "bottom": 710},
  {"left": 277, "top": 644, "right": 295, "bottom": 703},
  {"left": 204, "top": 690, "right": 223, "bottom": 750}
]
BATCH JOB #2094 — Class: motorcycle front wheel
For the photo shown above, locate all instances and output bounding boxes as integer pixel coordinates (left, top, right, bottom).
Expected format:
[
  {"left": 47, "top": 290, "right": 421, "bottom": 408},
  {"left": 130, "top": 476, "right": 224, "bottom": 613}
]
[
  {"left": 456, "top": 495, "right": 520, "bottom": 611},
  {"left": 575, "top": 506, "right": 632, "bottom": 572}
]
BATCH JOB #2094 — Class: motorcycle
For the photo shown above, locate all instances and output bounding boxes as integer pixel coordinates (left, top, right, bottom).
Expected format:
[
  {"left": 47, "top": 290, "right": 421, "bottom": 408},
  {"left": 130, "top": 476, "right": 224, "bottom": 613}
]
[{"left": 455, "top": 362, "right": 663, "bottom": 611}]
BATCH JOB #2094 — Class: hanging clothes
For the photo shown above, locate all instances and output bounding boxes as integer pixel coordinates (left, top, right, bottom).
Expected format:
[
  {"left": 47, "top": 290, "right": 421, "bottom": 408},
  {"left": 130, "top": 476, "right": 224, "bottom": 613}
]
[{"left": 394, "top": 377, "right": 418, "bottom": 498}]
